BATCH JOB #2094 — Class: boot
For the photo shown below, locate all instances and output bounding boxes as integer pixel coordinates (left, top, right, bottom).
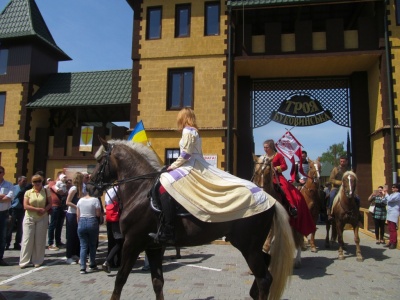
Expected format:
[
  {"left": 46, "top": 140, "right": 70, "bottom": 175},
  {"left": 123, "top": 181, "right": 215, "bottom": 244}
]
[
  {"left": 327, "top": 208, "right": 333, "bottom": 222},
  {"left": 149, "top": 193, "right": 175, "bottom": 244},
  {"left": 289, "top": 206, "right": 298, "bottom": 218}
]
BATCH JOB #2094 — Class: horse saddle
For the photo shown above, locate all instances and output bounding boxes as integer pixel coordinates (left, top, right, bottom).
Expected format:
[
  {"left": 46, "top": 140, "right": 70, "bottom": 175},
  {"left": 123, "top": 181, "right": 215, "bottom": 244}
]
[{"left": 149, "top": 177, "right": 190, "bottom": 217}]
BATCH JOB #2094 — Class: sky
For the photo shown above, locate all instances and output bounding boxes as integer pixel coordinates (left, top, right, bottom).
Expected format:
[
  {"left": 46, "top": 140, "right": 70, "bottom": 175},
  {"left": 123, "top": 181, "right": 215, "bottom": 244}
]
[
  {"left": 0, "top": 0, "right": 133, "bottom": 72},
  {"left": 0, "top": 0, "right": 349, "bottom": 173}
]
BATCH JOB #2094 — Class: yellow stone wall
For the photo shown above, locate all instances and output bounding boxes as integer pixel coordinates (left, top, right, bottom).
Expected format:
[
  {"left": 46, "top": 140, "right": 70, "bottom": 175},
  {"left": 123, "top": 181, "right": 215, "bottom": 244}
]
[
  {"left": 0, "top": 83, "right": 23, "bottom": 141},
  {"left": 367, "top": 61, "right": 386, "bottom": 187},
  {"left": 0, "top": 83, "right": 24, "bottom": 181},
  {"left": 137, "top": 0, "right": 227, "bottom": 168},
  {"left": 387, "top": 2, "right": 400, "bottom": 182}
]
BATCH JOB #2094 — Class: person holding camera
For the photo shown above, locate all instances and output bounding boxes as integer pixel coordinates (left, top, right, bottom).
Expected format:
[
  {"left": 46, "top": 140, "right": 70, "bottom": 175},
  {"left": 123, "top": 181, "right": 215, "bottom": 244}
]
[{"left": 368, "top": 186, "right": 386, "bottom": 244}]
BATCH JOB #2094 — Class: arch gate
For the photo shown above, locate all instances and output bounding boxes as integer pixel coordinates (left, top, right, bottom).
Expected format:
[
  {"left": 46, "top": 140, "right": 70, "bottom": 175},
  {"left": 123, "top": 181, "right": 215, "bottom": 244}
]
[{"left": 236, "top": 73, "right": 372, "bottom": 204}]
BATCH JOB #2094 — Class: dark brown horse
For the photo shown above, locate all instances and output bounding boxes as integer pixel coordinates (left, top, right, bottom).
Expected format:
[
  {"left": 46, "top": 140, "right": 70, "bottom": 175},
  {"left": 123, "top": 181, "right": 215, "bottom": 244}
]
[
  {"left": 299, "top": 159, "right": 321, "bottom": 252},
  {"left": 252, "top": 155, "right": 305, "bottom": 268},
  {"left": 88, "top": 139, "right": 295, "bottom": 300},
  {"left": 325, "top": 171, "right": 363, "bottom": 261}
]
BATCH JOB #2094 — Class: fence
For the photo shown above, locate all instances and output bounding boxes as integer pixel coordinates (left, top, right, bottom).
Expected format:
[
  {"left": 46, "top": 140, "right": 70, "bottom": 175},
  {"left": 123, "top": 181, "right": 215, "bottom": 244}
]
[{"left": 359, "top": 207, "right": 399, "bottom": 250}]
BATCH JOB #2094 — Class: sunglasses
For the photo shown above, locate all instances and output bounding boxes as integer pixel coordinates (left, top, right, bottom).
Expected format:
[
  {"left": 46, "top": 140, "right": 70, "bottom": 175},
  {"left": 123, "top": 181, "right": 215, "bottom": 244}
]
[{"left": 32, "top": 180, "right": 42, "bottom": 184}]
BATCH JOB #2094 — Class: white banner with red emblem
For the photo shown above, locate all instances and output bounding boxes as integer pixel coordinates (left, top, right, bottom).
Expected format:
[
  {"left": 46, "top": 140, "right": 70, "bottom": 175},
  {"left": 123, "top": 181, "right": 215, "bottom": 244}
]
[
  {"left": 275, "top": 131, "right": 303, "bottom": 182},
  {"left": 79, "top": 126, "right": 94, "bottom": 152}
]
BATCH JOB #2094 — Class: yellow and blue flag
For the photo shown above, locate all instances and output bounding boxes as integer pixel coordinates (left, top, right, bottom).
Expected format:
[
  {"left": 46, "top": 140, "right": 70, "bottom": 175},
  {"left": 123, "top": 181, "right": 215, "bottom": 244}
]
[{"left": 128, "top": 120, "right": 148, "bottom": 143}]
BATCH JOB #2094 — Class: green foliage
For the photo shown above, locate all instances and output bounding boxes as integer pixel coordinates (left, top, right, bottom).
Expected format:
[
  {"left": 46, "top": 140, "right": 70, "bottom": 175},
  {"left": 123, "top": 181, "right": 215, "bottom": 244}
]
[{"left": 320, "top": 142, "right": 346, "bottom": 166}]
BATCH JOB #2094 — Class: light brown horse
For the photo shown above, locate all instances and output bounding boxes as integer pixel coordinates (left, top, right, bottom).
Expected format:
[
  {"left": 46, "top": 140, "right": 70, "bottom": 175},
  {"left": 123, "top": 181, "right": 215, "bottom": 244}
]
[
  {"left": 325, "top": 171, "right": 363, "bottom": 261},
  {"left": 252, "top": 154, "right": 305, "bottom": 268},
  {"left": 299, "top": 159, "right": 322, "bottom": 252}
]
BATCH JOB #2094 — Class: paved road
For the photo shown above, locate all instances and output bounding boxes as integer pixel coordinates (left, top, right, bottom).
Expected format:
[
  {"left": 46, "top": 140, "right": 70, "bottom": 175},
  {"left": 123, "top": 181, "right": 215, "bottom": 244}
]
[{"left": 0, "top": 224, "right": 399, "bottom": 300}]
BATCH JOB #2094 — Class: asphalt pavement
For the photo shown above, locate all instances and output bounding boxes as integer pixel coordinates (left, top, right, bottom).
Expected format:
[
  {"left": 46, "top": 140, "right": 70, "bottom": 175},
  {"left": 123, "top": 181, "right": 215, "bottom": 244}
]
[{"left": 0, "top": 224, "right": 399, "bottom": 300}]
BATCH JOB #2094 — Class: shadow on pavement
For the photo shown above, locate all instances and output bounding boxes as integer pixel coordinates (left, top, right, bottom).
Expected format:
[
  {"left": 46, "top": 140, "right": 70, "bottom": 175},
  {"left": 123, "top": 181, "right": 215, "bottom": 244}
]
[{"left": 0, "top": 291, "right": 51, "bottom": 300}]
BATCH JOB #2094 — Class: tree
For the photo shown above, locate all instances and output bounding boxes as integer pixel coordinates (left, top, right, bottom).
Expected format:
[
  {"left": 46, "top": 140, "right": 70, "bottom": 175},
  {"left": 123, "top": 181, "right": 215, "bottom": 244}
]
[{"left": 320, "top": 142, "right": 346, "bottom": 166}]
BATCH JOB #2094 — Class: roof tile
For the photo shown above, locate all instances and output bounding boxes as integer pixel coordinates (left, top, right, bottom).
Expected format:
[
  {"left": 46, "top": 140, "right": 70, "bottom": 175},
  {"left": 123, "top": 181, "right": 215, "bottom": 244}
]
[
  {"left": 27, "top": 69, "right": 132, "bottom": 108},
  {"left": 0, "top": 0, "right": 70, "bottom": 60}
]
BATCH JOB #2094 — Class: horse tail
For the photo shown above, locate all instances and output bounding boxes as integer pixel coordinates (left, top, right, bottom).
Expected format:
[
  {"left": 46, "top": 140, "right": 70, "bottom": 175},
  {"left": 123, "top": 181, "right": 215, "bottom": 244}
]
[{"left": 269, "top": 201, "right": 295, "bottom": 300}]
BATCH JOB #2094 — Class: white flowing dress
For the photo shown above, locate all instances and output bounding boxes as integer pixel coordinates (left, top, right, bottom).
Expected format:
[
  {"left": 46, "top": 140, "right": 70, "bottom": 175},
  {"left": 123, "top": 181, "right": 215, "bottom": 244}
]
[{"left": 160, "top": 127, "right": 276, "bottom": 222}]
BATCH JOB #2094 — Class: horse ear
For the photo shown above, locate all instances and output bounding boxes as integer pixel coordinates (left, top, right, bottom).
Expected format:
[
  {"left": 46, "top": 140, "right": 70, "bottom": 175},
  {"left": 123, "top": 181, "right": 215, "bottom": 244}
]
[
  {"left": 252, "top": 153, "right": 258, "bottom": 162},
  {"left": 98, "top": 135, "right": 108, "bottom": 148}
]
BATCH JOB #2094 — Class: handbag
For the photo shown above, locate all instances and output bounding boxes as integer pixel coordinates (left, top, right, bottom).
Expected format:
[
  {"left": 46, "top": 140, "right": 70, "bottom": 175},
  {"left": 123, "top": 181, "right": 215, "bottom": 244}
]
[{"left": 368, "top": 204, "right": 375, "bottom": 214}]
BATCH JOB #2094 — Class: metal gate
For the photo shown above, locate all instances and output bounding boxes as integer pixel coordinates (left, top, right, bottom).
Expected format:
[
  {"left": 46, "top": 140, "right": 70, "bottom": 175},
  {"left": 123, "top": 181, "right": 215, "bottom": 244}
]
[{"left": 252, "top": 77, "right": 351, "bottom": 128}]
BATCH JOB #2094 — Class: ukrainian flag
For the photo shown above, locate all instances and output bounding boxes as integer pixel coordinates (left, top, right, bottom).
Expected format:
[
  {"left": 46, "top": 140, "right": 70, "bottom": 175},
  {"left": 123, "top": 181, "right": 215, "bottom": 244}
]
[{"left": 128, "top": 120, "right": 148, "bottom": 143}]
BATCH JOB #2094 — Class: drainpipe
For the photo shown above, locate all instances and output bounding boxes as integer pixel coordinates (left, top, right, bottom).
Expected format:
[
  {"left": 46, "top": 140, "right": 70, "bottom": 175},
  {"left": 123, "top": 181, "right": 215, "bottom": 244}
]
[
  {"left": 383, "top": 0, "right": 398, "bottom": 183},
  {"left": 226, "top": 4, "right": 233, "bottom": 173}
]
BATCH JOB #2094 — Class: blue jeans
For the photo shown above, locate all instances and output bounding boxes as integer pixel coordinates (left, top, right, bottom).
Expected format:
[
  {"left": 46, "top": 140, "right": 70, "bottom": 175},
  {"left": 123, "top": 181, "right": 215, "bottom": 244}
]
[
  {"left": 328, "top": 188, "right": 338, "bottom": 209},
  {"left": 0, "top": 210, "right": 8, "bottom": 259},
  {"left": 78, "top": 217, "right": 99, "bottom": 270},
  {"left": 328, "top": 187, "right": 360, "bottom": 209},
  {"left": 48, "top": 206, "right": 65, "bottom": 246}
]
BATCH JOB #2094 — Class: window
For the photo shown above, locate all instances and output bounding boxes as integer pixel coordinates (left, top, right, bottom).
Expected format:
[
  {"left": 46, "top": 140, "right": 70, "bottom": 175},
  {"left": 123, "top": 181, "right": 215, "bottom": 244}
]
[
  {"left": 396, "top": 0, "right": 400, "bottom": 25},
  {"left": 205, "top": 2, "right": 220, "bottom": 36},
  {"left": 0, "top": 49, "right": 8, "bottom": 75},
  {"left": 165, "top": 149, "right": 180, "bottom": 166},
  {"left": 175, "top": 4, "right": 191, "bottom": 38},
  {"left": 167, "top": 68, "right": 194, "bottom": 110},
  {"left": 0, "top": 93, "right": 5, "bottom": 125},
  {"left": 146, "top": 6, "right": 162, "bottom": 40}
]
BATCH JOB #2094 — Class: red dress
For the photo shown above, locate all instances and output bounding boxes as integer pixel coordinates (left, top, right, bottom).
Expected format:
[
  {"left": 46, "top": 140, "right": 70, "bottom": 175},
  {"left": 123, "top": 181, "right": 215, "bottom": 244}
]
[{"left": 271, "top": 152, "right": 315, "bottom": 236}]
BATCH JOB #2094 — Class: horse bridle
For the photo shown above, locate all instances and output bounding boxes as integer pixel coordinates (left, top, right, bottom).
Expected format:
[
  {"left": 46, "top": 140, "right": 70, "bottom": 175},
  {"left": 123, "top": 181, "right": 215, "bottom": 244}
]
[
  {"left": 88, "top": 143, "right": 167, "bottom": 206},
  {"left": 251, "top": 156, "right": 270, "bottom": 188},
  {"left": 337, "top": 173, "right": 358, "bottom": 219},
  {"left": 343, "top": 174, "right": 355, "bottom": 198}
]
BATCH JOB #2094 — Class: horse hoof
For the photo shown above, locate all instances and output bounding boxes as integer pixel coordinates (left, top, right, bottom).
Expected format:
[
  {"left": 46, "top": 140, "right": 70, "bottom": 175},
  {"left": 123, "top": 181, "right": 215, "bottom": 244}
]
[
  {"left": 338, "top": 255, "right": 345, "bottom": 260},
  {"left": 311, "top": 247, "right": 317, "bottom": 253},
  {"left": 356, "top": 256, "right": 363, "bottom": 262}
]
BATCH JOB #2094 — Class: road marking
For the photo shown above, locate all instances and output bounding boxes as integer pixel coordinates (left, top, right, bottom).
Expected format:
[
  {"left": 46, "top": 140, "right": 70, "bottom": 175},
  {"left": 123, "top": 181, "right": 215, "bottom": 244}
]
[
  {"left": 169, "top": 261, "right": 222, "bottom": 271},
  {"left": 0, "top": 258, "right": 64, "bottom": 286}
]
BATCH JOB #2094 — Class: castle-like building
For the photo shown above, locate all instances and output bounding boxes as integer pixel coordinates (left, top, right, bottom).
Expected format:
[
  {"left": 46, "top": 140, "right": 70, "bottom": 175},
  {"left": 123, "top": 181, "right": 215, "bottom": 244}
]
[{"left": 1, "top": 0, "right": 399, "bottom": 206}]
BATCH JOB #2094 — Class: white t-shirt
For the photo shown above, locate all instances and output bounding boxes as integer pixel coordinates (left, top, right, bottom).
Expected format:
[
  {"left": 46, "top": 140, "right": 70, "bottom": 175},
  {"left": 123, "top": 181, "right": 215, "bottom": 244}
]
[
  {"left": 67, "top": 186, "right": 78, "bottom": 214},
  {"left": 77, "top": 196, "right": 100, "bottom": 218},
  {"left": 105, "top": 187, "right": 118, "bottom": 205}
]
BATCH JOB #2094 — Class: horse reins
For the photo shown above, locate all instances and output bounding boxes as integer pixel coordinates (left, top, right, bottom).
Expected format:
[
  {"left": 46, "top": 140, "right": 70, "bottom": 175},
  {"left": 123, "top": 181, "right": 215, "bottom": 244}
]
[
  {"left": 88, "top": 143, "right": 167, "bottom": 210},
  {"left": 337, "top": 174, "right": 357, "bottom": 219}
]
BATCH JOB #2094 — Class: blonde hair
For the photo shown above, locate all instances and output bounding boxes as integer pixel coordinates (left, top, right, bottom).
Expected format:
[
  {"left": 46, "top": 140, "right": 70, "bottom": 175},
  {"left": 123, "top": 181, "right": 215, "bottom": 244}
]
[
  {"left": 176, "top": 108, "right": 198, "bottom": 130},
  {"left": 263, "top": 139, "right": 277, "bottom": 152},
  {"left": 72, "top": 172, "right": 84, "bottom": 198},
  {"left": 31, "top": 174, "right": 43, "bottom": 183}
]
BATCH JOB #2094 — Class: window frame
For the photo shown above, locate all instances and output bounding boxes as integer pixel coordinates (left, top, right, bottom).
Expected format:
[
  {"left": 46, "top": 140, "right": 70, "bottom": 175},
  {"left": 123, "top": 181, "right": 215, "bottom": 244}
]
[
  {"left": 146, "top": 6, "right": 162, "bottom": 40},
  {"left": 166, "top": 68, "right": 194, "bottom": 110},
  {"left": 165, "top": 148, "right": 180, "bottom": 166},
  {"left": 396, "top": 0, "right": 400, "bottom": 25},
  {"left": 204, "top": 1, "right": 220, "bottom": 36},
  {"left": 0, "top": 48, "right": 9, "bottom": 75},
  {"left": 175, "top": 3, "right": 191, "bottom": 38},
  {"left": 0, "top": 93, "right": 5, "bottom": 126}
]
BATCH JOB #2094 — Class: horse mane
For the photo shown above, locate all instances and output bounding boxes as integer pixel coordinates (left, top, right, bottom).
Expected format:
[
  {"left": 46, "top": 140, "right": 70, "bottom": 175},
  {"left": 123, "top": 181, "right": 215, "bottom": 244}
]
[
  {"left": 95, "top": 139, "right": 163, "bottom": 171},
  {"left": 333, "top": 170, "right": 357, "bottom": 206},
  {"left": 343, "top": 170, "right": 357, "bottom": 179}
]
